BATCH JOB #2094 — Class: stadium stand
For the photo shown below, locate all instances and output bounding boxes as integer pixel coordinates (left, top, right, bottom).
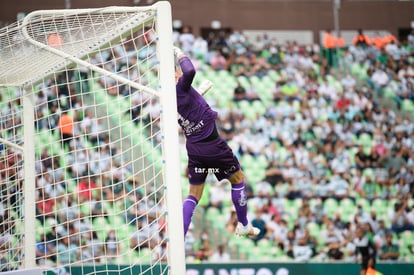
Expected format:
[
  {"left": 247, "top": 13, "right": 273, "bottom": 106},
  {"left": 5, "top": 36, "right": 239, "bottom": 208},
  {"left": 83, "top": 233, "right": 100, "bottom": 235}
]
[{"left": 1, "top": 26, "right": 413, "bottom": 268}]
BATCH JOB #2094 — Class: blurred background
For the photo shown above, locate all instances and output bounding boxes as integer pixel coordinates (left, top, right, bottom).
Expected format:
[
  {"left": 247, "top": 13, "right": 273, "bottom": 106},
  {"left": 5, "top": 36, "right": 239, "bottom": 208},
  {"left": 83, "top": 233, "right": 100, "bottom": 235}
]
[{"left": 0, "top": 0, "right": 414, "bottom": 274}]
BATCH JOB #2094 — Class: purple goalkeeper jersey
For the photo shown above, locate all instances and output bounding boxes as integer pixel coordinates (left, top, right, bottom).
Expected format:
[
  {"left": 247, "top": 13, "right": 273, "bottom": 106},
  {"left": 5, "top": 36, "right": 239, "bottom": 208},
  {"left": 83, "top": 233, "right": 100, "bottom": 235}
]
[{"left": 176, "top": 57, "right": 218, "bottom": 145}]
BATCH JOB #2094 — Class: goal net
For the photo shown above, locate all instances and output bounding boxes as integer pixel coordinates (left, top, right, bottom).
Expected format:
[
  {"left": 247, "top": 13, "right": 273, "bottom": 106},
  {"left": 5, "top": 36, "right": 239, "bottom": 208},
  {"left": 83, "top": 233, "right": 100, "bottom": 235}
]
[{"left": 0, "top": 2, "right": 185, "bottom": 275}]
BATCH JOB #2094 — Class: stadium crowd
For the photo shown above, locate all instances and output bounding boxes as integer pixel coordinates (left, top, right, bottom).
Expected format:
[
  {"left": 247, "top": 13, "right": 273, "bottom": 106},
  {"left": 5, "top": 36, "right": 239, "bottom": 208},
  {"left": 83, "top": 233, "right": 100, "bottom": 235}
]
[
  {"left": 1, "top": 25, "right": 413, "bottom": 270},
  {"left": 175, "top": 27, "right": 414, "bottom": 263}
]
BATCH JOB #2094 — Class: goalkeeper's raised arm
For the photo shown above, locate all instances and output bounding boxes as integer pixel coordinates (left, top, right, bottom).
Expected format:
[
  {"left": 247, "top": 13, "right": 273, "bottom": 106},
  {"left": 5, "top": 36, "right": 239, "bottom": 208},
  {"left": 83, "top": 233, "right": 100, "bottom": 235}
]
[
  {"left": 174, "top": 46, "right": 195, "bottom": 91},
  {"left": 174, "top": 46, "right": 213, "bottom": 96},
  {"left": 174, "top": 47, "right": 217, "bottom": 143},
  {"left": 173, "top": 47, "right": 260, "bottom": 239}
]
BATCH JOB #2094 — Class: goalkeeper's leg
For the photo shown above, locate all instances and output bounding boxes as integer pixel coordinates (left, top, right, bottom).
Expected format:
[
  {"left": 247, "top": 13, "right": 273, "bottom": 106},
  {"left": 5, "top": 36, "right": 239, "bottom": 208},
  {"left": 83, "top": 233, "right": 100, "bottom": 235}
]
[
  {"left": 228, "top": 170, "right": 260, "bottom": 237},
  {"left": 183, "top": 160, "right": 208, "bottom": 237}
]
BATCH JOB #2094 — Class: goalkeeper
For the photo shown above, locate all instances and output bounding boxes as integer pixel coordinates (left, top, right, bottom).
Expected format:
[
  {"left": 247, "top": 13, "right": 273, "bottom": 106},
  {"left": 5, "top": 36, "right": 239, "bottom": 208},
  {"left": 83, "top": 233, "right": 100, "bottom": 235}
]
[{"left": 173, "top": 46, "right": 259, "bottom": 238}]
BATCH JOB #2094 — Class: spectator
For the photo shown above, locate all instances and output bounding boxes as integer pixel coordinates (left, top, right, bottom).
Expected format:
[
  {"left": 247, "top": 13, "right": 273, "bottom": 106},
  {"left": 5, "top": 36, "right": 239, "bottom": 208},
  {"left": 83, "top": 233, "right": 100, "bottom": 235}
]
[
  {"left": 210, "top": 244, "right": 231, "bottom": 262},
  {"left": 373, "top": 220, "right": 388, "bottom": 248},
  {"left": 359, "top": 175, "right": 380, "bottom": 202},
  {"left": 353, "top": 29, "right": 371, "bottom": 48},
  {"left": 407, "top": 205, "right": 414, "bottom": 226},
  {"left": 36, "top": 234, "right": 56, "bottom": 265},
  {"left": 329, "top": 173, "right": 351, "bottom": 201},
  {"left": 268, "top": 218, "right": 289, "bottom": 246},
  {"left": 233, "top": 81, "right": 247, "bottom": 102},
  {"left": 152, "top": 241, "right": 168, "bottom": 263},
  {"left": 86, "top": 231, "right": 103, "bottom": 262},
  {"left": 5, "top": 20, "right": 414, "bottom": 267},
  {"left": 327, "top": 241, "right": 344, "bottom": 261},
  {"left": 57, "top": 110, "right": 74, "bottom": 150},
  {"left": 130, "top": 218, "right": 153, "bottom": 251},
  {"left": 192, "top": 35, "right": 209, "bottom": 60},
  {"left": 194, "top": 233, "right": 212, "bottom": 262},
  {"left": 209, "top": 50, "right": 227, "bottom": 71},
  {"left": 81, "top": 110, "right": 107, "bottom": 146},
  {"left": 302, "top": 227, "right": 318, "bottom": 258},
  {"left": 353, "top": 226, "right": 377, "bottom": 275},
  {"left": 379, "top": 233, "right": 400, "bottom": 261},
  {"left": 76, "top": 177, "right": 98, "bottom": 202},
  {"left": 290, "top": 236, "right": 314, "bottom": 262},
  {"left": 56, "top": 234, "right": 78, "bottom": 265},
  {"left": 78, "top": 239, "right": 94, "bottom": 263},
  {"left": 370, "top": 63, "right": 390, "bottom": 98},
  {"left": 104, "top": 230, "right": 119, "bottom": 263},
  {"left": 250, "top": 209, "right": 268, "bottom": 244},
  {"left": 355, "top": 145, "right": 371, "bottom": 171},
  {"left": 36, "top": 192, "right": 56, "bottom": 224},
  {"left": 390, "top": 200, "right": 414, "bottom": 234},
  {"left": 323, "top": 224, "right": 345, "bottom": 247},
  {"left": 179, "top": 26, "right": 195, "bottom": 54}
]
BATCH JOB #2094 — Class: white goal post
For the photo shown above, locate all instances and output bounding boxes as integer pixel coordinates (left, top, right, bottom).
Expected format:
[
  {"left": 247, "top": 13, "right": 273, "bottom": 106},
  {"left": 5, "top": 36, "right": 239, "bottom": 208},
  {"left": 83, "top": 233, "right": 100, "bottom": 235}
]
[{"left": 0, "top": 1, "right": 185, "bottom": 274}]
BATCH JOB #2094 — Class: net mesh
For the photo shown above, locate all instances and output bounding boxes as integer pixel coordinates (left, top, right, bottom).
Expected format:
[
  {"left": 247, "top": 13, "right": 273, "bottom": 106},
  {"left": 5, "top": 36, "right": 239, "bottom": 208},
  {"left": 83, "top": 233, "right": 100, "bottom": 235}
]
[
  {"left": 0, "top": 8, "right": 155, "bottom": 87},
  {"left": 0, "top": 87, "right": 24, "bottom": 271},
  {"left": 0, "top": 6, "right": 171, "bottom": 275}
]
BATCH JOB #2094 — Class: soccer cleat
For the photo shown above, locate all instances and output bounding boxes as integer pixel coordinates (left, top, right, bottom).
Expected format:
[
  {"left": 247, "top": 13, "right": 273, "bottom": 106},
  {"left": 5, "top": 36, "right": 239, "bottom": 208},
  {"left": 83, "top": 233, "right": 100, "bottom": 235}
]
[{"left": 235, "top": 222, "right": 260, "bottom": 237}]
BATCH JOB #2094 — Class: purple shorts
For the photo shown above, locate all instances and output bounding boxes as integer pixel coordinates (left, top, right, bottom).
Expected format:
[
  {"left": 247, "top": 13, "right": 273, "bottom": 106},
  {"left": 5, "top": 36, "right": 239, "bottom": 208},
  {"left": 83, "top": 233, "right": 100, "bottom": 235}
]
[{"left": 186, "top": 137, "right": 241, "bottom": 184}]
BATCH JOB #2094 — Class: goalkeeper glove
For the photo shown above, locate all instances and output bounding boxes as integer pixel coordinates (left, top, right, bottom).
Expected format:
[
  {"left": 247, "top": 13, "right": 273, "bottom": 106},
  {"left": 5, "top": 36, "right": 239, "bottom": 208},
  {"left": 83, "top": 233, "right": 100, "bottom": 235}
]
[
  {"left": 173, "top": 46, "right": 184, "bottom": 58},
  {"left": 197, "top": 79, "right": 213, "bottom": 96}
]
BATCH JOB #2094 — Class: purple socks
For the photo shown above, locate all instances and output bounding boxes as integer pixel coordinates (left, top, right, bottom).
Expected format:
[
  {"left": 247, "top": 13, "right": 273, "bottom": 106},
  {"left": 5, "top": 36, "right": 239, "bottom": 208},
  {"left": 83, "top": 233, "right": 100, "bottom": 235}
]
[
  {"left": 231, "top": 182, "right": 248, "bottom": 226},
  {"left": 182, "top": 195, "right": 198, "bottom": 236},
  {"left": 183, "top": 182, "right": 248, "bottom": 236}
]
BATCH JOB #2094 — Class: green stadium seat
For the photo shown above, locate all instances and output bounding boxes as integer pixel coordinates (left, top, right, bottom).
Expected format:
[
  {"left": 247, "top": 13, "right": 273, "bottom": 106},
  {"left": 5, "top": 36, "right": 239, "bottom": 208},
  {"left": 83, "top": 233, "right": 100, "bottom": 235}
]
[
  {"left": 357, "top": 198, "right": 371, "bottom": 212},
  {"left": 408, "top": 198, "right": 414, "bottom": 208},
  {"left": 110, "top": 215, "right": 128, "bottom": 229},
  {"left": 267, "top": 70, "right": 280, "bottom": 82},
  {"left": 134, "top": 248, "right": 152, "bottom": 264},
  {"left": 401, "top": 99, "right": 414, "bottom": 116},
  {"left": 93, "top": 216, "right": 108, "bottom": 230},
  {"left": 276, "top": 146, "right": 289, "bottom": 162},
  {"left": 237, "top": 76, "right": 250, "bottom": 88},
  {"left": 256, "top": 154, "right": 268, "bottom": 170},
  {"left": 243, "top": 106, "right": 257, "bottom": 120},
  {"left": 371, "top": 198, "right": 387, "bottom": 216},
  {"left": 250, "top": 158, "right": 266, "bottom": 173},
  {"left": 251, "top": 100, "right": 266, "bottom": 116},
  {"left": 270, "top": 246, "right": 285, "bottom": 258},
  {"left": 340, "top": 198, "right": 356, "bottom": 221},
  {"left": 122, "top": 249, "right": 140, "bottom": 264},
  {"left": 347, "top": 146, "right": 359, "bottom": 167},
  {"left": 198, "top": 183, "right": 211, "bottom": 208},
  {"left": 323, "top": 198, "right": 339, "bottom": 217},
  {"left": 284, "top": 199, "right": 301, "bottom": 219},
  {"left": 291, "top": 198, "right": 303, "bottom": 209},
  {"left": 43, "top": 218, "right": 57, "bottom": 235},
  {"left": 362, "top": 168, "right": 374, "bottom": 178},
  {"left": 92, "top": 217, "right": 109, "bottom": 241},
  {"left": 205, "top": 207, "right": 220, "bottom": 222},
  {"left": 249, "top": 75, "right": 260, "bottom": 85},
  {"left": 383, "top": 87, "right": 395, "bottom": 99},
  {"left": 339, "top": 197, "right": 355, "bottom": 208},
  {"left": 238, "top": 239, "right": 256, "bottom": 259},
  {"left": 308, "top": 198, "right": 321, "bottom": 209},
  {"left": 400, "top": 231, "right": 414, "bottom": 248},
  {"left": 307, "top": 222, "right": 321, "bottom": 236},
  {"left": 257, "top": 238, "right": 273, "bottom": 250},
  {"left": 35, "top": 219, "right": 44, "bottom": 241},
  {"left": 358, "top": 133, "right": 373, "bottom": 153},
  {"left": 251, "top": 169, "right": 266, "bottom": 183},
  {"left": 240, "top": 154, "right": 255, "bottom": 168}
]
